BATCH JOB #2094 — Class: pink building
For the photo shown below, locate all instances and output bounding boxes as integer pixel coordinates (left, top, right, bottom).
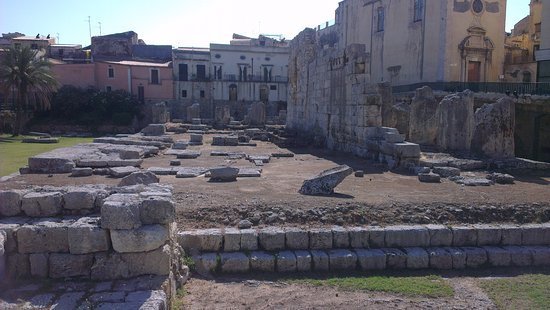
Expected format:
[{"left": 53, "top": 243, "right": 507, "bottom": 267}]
[{"left": 51, "top": 63, "right": 95, "bottom": 89}]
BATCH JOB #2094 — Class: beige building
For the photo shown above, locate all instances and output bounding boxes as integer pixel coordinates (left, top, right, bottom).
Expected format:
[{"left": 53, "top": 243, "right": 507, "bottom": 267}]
[{"left": 536, "top": 0, "right": 550, "bottom": 81}]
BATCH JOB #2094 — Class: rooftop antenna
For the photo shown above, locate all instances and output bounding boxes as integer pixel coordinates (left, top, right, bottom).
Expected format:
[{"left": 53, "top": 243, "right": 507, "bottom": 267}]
[
  {"left": 98, "top": 21, "right": 102, "bottom": 36},
  {"left": 86, "top": 16, "right": 92, "bottom": 42},
  {"left": 56, "top": 33, "right": 60, "bottom": 43}
]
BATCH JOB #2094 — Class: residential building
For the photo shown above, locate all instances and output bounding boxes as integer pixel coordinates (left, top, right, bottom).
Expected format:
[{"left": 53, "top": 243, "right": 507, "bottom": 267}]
[{"left": 536, "top": 0, "right": 550, "bottom": 82}]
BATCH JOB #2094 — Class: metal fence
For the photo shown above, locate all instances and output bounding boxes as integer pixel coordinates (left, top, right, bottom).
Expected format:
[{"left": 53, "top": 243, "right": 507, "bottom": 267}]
[{"left": 392, "top": 82, "right": 550, "bottom": 96}]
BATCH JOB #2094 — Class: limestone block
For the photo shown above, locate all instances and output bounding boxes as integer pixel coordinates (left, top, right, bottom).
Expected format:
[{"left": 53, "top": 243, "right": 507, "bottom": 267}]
[
  {"left": 68, "top": 217, "right": 110, "bottom": 254},
  {"left": 277, "top": 251, "right": 297, "bottom": 272},
  {"left": 285, "top": 228, "right": 309, "bottom": 250},
  {"left": 101, "top": 194, "right": 142, "bottom": 230},
  {"left": 209, "top": 167, "right": 239, "bottom": 182},
  {"left": 382, "top": 248, "right": 407, "bottom": 269},
  {"left": 176, "top": 167, "right": 208, "bottom": 178},
  {"left": 141, "top": 124, "right": 166, "bottom": 136},
  {"left": 471, "top": 97, "right": 515, "bottom": 158},
  {"left": 349, "top": 227, "right": 369, "bottom": 248},
  {"left": 173, "top": 141, "right": 188, "bottom": 150},
  {"left": 30, "top": 253, "right": 49, "bottom": 277},
  {"left": 367, "top": 227, "right": 385, "bottom": 247},
  {"left": 140, "top": 196, "right": 175, "bottom": 225},
  {"left": 194, "top": 253, "right": 218, "bottom": 273},
  {"left": 91, "top": 252, "right": 130, "bottom": 280},
  {"left": 295, "top": 250, "right": 312, "bottom": 272},
  {"left": 418, "top": 173, "right": 441, "bottom": 183},
  {"left": 328, "top": 249, "right": 357, "bottom": 270},
  {"left": 299, "top": 165, "right": 353, "bottom": 195},
  {"left": 71, "top": 168, "right": 93, "bottom": 177},
  {"left": 502, "top": 246, "right": 532, "bottom": 266},
  {"left": 259, "top": 227, "right": 285, "bottom": 251},
  {"left": 500, "top": 225, "right": 523, "bottom": 245},
  {"left": 0, "top": 190, "right": 23, "bottom": 217},
  {"left": 403, "top": 247, "right": 429, "bottom": 269},
  {"left": 52, "top": 292, "right": 86, "bottom": 309},
  {"left": 118, "top": 172, "right": 159, "bottom": 187},
  {"left": 355, "top": 249, "right": 386, "bottom": 270},
  {"left": 21, "top": 192, "right": 63, "bottom": 217},
  {"left": 63, "top": 189, "right": 96, "bottom": 210},
  {"left": 332, "top": 226, "right": 350, "bottom": 248},
  {"left": 109, "top": 166, "right": 140, "bottom": 178},
  {"left": 190, "top": 134, "right": 203, "bottom": 143},
  {"left": 220, "top": 228, "right": 240, "bottom": 252},
  {"left": 111, "top": 225, "right": 168, "bottom": 253},
  {"left": 522, "top": 224, "right": 550, "bottom": 245},
  {"left": 409, "top": 86, "right": 439, "bottom": 145},
  {"left": 436, "top": 90, "right": 474, "bottom": 152},
  {"left": 529, "top": 246, "right": 550, "bottom": 266},
  {"left": 483, "top": 246, "right": 511, "bottom": 267},
  {"left": 383, "top": 132, "right": 404, "bottom": 143},
  {"left": 393, "top": 142, "right": 421, "bottom": 158},
  {"left": 17, "top": 220, "right": 70, "bottom": 253},
  {"left": 425, "top": 225, "right": 453, "bottom": 247},
  {"left": 240, "top": 229, "right": 259, "bottom": 251},
  {"left": 475, "top": 224, "right": 502, "bottom": 246},
  {"left": 49, "top": 253, "right": 93, "bottom": 279},
  {"left": 126, "top": 290, "right": 166, "bottom": 309},
  {"left": 432, "top": 167, "right": 461, "bottom": 178},
  {"left": 310, "top": 250, "right": 329, "bottom": 271},
  {"left": 250, "top": 251, "right": 275, "bottom": 272},
  {"left": 444, "top": 247, "right": 466, "bottom": 269},
  {"left": 427, "top": 248, "right": 453, "bottom": 269},
  {"left": 462, "top": 247, "right": 487, "bottom": 268},
  {"left": 384, "top": 225, "right": 429, "bottom": 247},
  {"left": 123, "top": 244, "right": 171, "bottom": 277},
  {"left": 309, "top": 228, "right": 333, "bottom": 249},
  {"left": 7, "top": 253, "right": 30, "bottom": 278},
  {"left": 452, "top": 226, "right": 477, "bottom": 246},
  {"left": 221, "top": 252, "right": 250, "bottom": 273},
  {"left": 0, "top": 218, "right": 26, "bottom": 253}
]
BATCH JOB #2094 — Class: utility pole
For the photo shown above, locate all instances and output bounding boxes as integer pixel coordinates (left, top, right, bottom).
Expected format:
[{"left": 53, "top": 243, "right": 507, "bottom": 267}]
[
  {"left": 98, "top": 22, "right": 102, "bottom": 36},
  {"left": 87, "top": 16, "right": 92, "bottom": 43},
  {"left": 56, "top": 33, "right": 60, "bottom": 44}
]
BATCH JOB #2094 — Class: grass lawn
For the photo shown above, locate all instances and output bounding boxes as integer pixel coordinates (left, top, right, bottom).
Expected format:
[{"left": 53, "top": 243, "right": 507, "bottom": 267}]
[
  {"left": 0, "top": 135, "right": 93, "bottom": 177},
  {"left": 479, "top": 274, "right": 550, "bottom": 310},
  {"left": 290, "top": 275, "right": 454, "bottom": 298}
]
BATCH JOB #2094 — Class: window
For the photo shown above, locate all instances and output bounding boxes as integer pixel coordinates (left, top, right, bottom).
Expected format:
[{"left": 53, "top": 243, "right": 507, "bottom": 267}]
[
  {"left": 108, "top": 67, "right": 114, "bottom": 78},
  {"left": 523, "top": 71, "right": 532, "bottom": 83},
  {"left": 229, "top": 84, "right": 238, "bottom": 101},
  {"left": 106, "top": 86, "right": 112, "bottom": 92},
  {"left": 151, "top": 69, "right": 159, "bottom": 84},
  {"left": 178, "top": 64, "right": 188, "bottom": 81},
  {"left": 414, "top": 0, "right": 424, "bottom": 22},
  {"left": 239, "top": 65, "right": 248, "bottom": 81},
  {"left": 182, "top": 90, "right": 187, "bottom": 98},
  {"left": 377, "top": 7, "right": 385, "bottom": 32},
  {"left": 200, "top": 90, "right": 205, "bottom": 98},
  {"left": 196, "top": 64, "right": 206, "bottom": 81},
  {"left": 270, "top": 85, "right": 277, "bottom": 90},
  {"left": 217, "top": 66, "right": 222, "bottom": 80},
  {"left": 138, "top": 86, "right": 144, "bottom": 103}
]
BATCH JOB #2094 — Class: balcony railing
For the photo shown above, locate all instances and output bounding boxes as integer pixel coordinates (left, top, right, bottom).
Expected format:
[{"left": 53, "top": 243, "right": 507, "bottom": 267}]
[
  {"left": 220, "top": 74, "right": 288, "bottom": 83},
  {"left": 392, "top": 82, "right": 550, "bottom": 96}
]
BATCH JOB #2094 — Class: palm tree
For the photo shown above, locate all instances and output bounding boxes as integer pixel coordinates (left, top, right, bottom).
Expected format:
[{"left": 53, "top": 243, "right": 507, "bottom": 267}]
[{"left": 0, "top": 46, "right": 57, "bottom": 136}]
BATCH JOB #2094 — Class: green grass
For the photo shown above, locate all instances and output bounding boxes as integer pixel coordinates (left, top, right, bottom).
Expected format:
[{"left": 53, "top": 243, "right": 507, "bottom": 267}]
[
  {"left": 479, "top": 274, "right": 550, "bottom": 310},
  {"left": 290, "top": 275, "right": 454, "bottom": 298},
  {"left": 0, "top": 134, "right": 93, "bottom": 176}
]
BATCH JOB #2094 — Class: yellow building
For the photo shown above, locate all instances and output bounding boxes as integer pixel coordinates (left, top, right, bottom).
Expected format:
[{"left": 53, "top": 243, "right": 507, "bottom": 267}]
[{"left": 535, "top": 0, "right": 550, "bottom": 82}]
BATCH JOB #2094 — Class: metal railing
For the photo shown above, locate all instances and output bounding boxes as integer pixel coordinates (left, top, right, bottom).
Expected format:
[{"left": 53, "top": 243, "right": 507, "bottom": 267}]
[
  {"left": 392, "top": 82, "right": 550, "bottom": 96},
  {"left": 221, "top": 74, "right": 288, "bottom": 83}
]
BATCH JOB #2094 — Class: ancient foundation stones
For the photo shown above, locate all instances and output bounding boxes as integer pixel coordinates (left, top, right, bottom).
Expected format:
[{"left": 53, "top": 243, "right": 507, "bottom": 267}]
[
  {"left": 22, "top": 192, "right": 63, "bottom": 217},
  {"left": 299, "top": 165, "right": 353, "bottom": 195},
  {"left": 68, "top": 217, "right": 111, "bottom": 254},
  {"left": 110, "top": 225, "right": 169, "bottom": 253},
  {"left": 101, "top": 194, "right": 142, "bottom": 230},
  {"left": 0, "top": 190, "right": 23, "bottom": 217},
  {"left": 250, "top": 251, "right": 275, "bottom": 272},
  {"left": 209, "top": 167, "right": 239, "bottom": 182},
  {"left": 141, "top": 124, "right": 166, "bottom": 136},
  {"left": 17, "top": 220, "right": 70, "bottom": 254},
  {"left": 472, "top": 97, "right": 515, "bottom": 158},
  {"left": 118, "top": 172, "right": 159, "bottom": 187},
  {"left": 437, "top": 90, "right": 474, "bottom": 152},
  {"left": 409, "top": 86, "right": 439, "bottom": 145}
]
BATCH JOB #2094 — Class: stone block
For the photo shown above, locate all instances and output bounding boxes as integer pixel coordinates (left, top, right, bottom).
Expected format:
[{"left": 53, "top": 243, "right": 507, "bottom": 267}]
[
  {"left": 250, "top": 251, "right": 275, "bottom": 272},
  {"left": 101, "top": 194, "right": 142, "bottom": 230},
  {"left": 221, "top": 252, "right": 250, "bottom": 273},
  {"left": 384, "top": 225, "right": 429, "bottom": 247},
  {"left": 295, "top": 250, "right": 312, "bottom": 272},
  {"left": 126, "top": 290, "right": 166, "bottom": 309},
  {"left": 427, "top": 248, "right": 453, "bottom": 269},
  {"left": 223, "top": 228, "right": 241, "bottom": 252},
  {"left": 299, "top": 165, "right": 353, "bottom": 195},
  {"left": 190, "top": 134, "right": 203, "bottom": 143},
  {"left": 49, "top": 253, "right": 93, "bottom": 279},
  {"left": 403, "top": 247, "right": 429, "bottom": 269},
  {"left": 444, "top": 247, "right": 466, "bottom": 269},
  {"left": 0, "top": 190, "right": 23, "bottom": 217},
  {"left": 349, "top": 227, "right": 369, "bottom": 248},
  {"left": 393, "top": 142, "right": 421, "bottom": 158},
  {"left": 332, "top": 226, "right": 350, "bottom": 248},
  {"left": 0, "top": 218, "right": 26, "bottom": 253},
  {"left": 52, "top": 292, "right": 86, "bottom": 310},
  {"left": 21, "top": 192, "right": 63, "bottom": 217},
  {"left": 195, "top": 229, "right": 223, "bottom": 252},
  {"left": 462, "top": 247, "right": 487, "bottom": 268},
  {"left": 6, "top": 253, "right": 30, "bottom": 278},
  {"left": 285, "top": 228, "right": 309, "bottom": 250},
  {"left": 522, "top": 224, "right": 550, "bottom": 245},
  {"left": 355, "top": 249, "right": 386, "bottom": 270},
  {"left": 71, "top": 168, "right": 93, "bottom": 177},
  {"left": 89, "top": 292, "right": 126, "bottom": 303},
  {"left": 310, "top": 250, "right": 329, "bottom": 271},
  {"left": 259, "top": 227, "right": 285, "bottom": 251},
  {"left": 30, "top": 253, "right": 49, "bottom": 277},
  {"left": 328, "top": 249, "right": 357, "bottom": 270},
  {"left": 119, "top": 172, "right": 159, "bottom": 187},
  {"left": 17, "top": 220, "right": 70, "bottom": 254},
  {"left": 502, "top": 246, "right": 532, "bottom": 266},
  {"left": 277, "top": 251, "right": 297, "bottom": 272},
  {"left": 63, "top": 189, "right": 97, "bottom": 210},
  {"left": 309, "top": 228, "right": 333, "bottom": 249},
  {"left": 382, "top": 248, "right": 407, "bottom": 269},
  {"left": 111, "top": 225, "right": 169, "bottom": 253},
  {"left": 432, "top": 167, "right": 461, "bottom": 178},
  {"left": 475, "top": 224, "right": 502, "bottom": 246},
  {"left": 123, "top": 244, "right": 171, "bottom": 277},
  {"left": 426, "top": 225, "right": 453, "bottom": 247},
  {"left": 109, "top": 166, "right": 140, "bottom": 178},
  {"left": 240, "top": 229, "right": 258, "bottom": 251},
  {"left": 452, "top": 226, "right": 477, "bottom": 246},
  {"left": 140, "top": 196, "right": 175, "bottom": 225},
  {"left": 194, "top": 253, "right": 219, "bottom": 273},
  {"left": 68, "top": 217, "right": 110, "bottom": 254},
  {"left": 529, "top": 246, "right": 550, "bottom": 266},
  {"left": 141, "top": 124, "right": 165, "bottom": 136},
  {"left": 418, "top": 173, "right": 441, "bottom": 183},
  {"left": 500, "top": 225, "right": 523, "bottom": 245},
  {"left": 483, "top": 246, "right": 511, "bottom": 267},
  {"left": 91, "top": 252, "right": 130, "bottom": 280},
  {"left": 367, "top": 226, "right": 385, "bottom": 247}
]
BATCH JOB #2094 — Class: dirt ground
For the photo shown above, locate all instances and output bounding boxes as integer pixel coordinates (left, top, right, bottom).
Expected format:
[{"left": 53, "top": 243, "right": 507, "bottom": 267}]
[{"left": 1, "top": 132, "right": 549, "bottom": 228}]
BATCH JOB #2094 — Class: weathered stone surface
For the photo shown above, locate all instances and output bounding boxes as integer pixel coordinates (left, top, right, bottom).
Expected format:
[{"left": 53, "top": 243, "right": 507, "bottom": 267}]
[
  {"left": 0, "top": 190, "right": 23, "bottom": 216},
  {"left": 309, "top": 228, "right": 333, "bottom": 249},
  {"left": 299, "top": 165, "right": 353, "bottom": 195},
  {"left": 453, "top": 177, "right": 494, "bottom": 186},
  {"left": 240, "top": 229, "right": 259, "bottom": 251},
  {"left": 462, "top": 247, "right": 487, "bottom": 268},
  {"left": 109, "top": 166, "right": 140, "bottom": 178},
  {"left": 101, "top": 194, "right": 142, "bottom": 230},
  {"left": 295, "top": 250, "right": 312, "bottom": 272},
  {"left": 332, "top": 226, "right": 350, "bottom": 248},
  {"left": 91, "top": 253, "right": 130, "bottom": 280},
  {"left": 259, "top": 227, "right": 285, "bottom": 251},
  {"left": 392, "top": 142, "right": 421, "bottom": 158},
  {"left": 522, "top": 224, "right": 550, "bottom": 245},
  {"left": 310, "top": 250, "right": 329, "bottom": 271},
  {"left": 221, "top": 252, "right": 250, "bottom": 273},
  {"left": 173, "top": 141, "right": 188, "bottom": 150},
  {"left": 209, "top": 167, "right": 239, "bottom": 182},
  {"left": 445, "top": 247, "right": 466, "bottom": 269},
  {"left": 49, "top": 253, "right": 93, "bottom": 278},
  {"left": 176, "top": 167, "right": 208, "bottom": 178},
  {"left": 194, "top": 253, "right": 218, "bottom": 273},
  {"left": 126, "top": 290, "right": 166, "bottom": 309},
  {"left": 63, "top": 188, "right": 97, "bottom": 210},
  {"left": 475, "top": 224, "right": 502, "bottom": 246},
  {"left": 382, "top": 248, "right": 407, "bottom": 269},
  {"left": 529, "top": 246, "right": 550, "bottom": 266},
  {"left": 6, "top": 253, "right": 30, "bottom": 278},
  {"left": 170, "top": 160, "right": 181, "bottom": 166},
  {"left": 427, "top": 248, "right": 453, "bottom": 269},
  {"left": 0, "top": 218, "right": 26, "bottom": 253},
  {"left": 403, "top": 247, "right": 429, "bottom": 269},
  {"left": 29, "top": 253, "right": 49, "bottom": 277},
  {"left": 176, "top": 151, "right": 201, "bottom": 159},
  {"left": 179, "top": 229, "right": 222, "bottom": 252},
  {"left": 452, "top": 226, "right": 478, "bottom": 246},
  {"left": 285, "top": 228, "right": 309, "bottom": 250},
  {"left": 349, "top": 227, "right": 369, "bottom": 248},
  {"left": 249, "top": 102, "right": 266, "bottom": 126},
  {"left": 409, "top": 86, "right": 439, "bottom": 145},
  {"left": 432, "top": 167, "right": 460, "bottom": 178},
  {"left": 140, "top": 196, "right": 175, "bottom": 225},
  {"left": 223, "top": 228, "right": 241, "bottom": 252},
  {"left": 21, "top": 192, "right": 63, "bottom": 217},
  {"left": 487, "top": 173, "right": 515, "bottom": 184},
  {"left": 123, "top": 244, "right": 171, "bottom": 277},
  {"left": 118, "top": 172, "right": 159, "bottom": 187},
  {"left": 500, "top": 225, "right": 523, "bottom": 245},
  {"left": 355, "top": 249, "right": 386, "bottom": 270},
  {"left": 436, "top": 90, "right": 474, "bottom": 152},
  {"left": 141, "top": 124, "right": 166, "bottom": 136},
  {"left": 368, "top": 227, "right": 385, "bottom": 247},
  {"left": 250, "top": 251, "right": 275, "bottom": 272},
  {"left": 237, "top": 168, "right": 262, "bottom": 177},
  {"left": 52, "top": 292, "right": 86, "bottom": 310},
  {"left": 483, "top": 246, "right": 511, "bottom": 267},
  {"left": 111, "top": 225, "right": 168, "bottom": 253},
  {"left": 425, "top": 225, "right": 453, "bottom": 247},
  {"left": 327, "top": 249, "right": 357, "bottom": 270},
  {"left": 17, "top": 220, "right": 70, "bottom": 253},
  {"left": 28, "top": 154, "right": 75, "bottom": 173},
  {"left": 277, "top": 251, "right": 297, "bottom": 272},
  {"left": 68, "top": 217, "right": 110, "bottom": 254},
  {"left": 89, "top": 291, "right": 126, "bottom": 303},
  {"left": 472, "top": 97, "right": 515, "bottom": 158},
  {"left": 418, "top": 172, "right": 441, "bottom": 183},
  {"left": 384, "top": 225, "right": 429, "bottom": 247},
  {"left": 71, "top": 167, "right": 93, "bottom": 177},
  {"left": 190, "top": 134, "right": 203, "bottom": 144}
]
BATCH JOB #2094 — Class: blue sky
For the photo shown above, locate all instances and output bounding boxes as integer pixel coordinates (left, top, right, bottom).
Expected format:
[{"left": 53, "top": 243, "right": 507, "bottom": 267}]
[{"left": 0, "top": 0, "right": 532, "bottom": 47}]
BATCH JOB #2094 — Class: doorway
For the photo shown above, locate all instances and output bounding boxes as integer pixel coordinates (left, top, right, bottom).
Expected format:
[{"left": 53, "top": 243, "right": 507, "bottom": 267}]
[{"left": 467, "top": 61, "right": 481, "bottom": 82}]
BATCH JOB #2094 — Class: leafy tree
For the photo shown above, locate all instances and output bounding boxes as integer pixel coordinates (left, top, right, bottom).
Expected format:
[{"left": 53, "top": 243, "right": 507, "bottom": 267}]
[{"left": 0, "top": 46, "right": 58, "bottom": 135}]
